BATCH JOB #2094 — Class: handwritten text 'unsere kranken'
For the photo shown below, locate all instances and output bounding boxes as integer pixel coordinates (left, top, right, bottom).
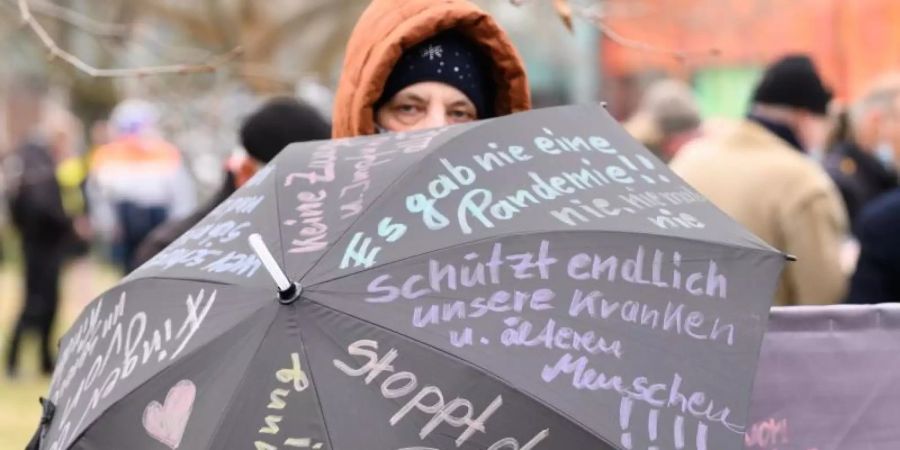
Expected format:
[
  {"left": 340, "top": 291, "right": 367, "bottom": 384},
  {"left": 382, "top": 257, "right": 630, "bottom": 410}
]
[{"left": 366, "top": 241, "right": 728, "bottom": 303}]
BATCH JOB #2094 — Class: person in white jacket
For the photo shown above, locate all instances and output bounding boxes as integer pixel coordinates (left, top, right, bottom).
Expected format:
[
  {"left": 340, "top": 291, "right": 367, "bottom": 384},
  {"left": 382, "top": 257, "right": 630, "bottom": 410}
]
[{"left": 87, "top": 99, "right": 195, "bottom": 273}]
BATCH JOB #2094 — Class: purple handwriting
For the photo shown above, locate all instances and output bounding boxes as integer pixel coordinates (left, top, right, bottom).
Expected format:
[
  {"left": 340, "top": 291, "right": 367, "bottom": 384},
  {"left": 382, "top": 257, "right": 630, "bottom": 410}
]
[
  {"left": 541, "top": 360, "right": 743, "bottom": 434},
  {"left": 338, "top": 138, "right": 394, "bottom": 220},
  {"left": 365, "top": 240, "right": 556, "bottom": 303},
  {"left": 285, "top": 190, "right": 329, "bottom": 254},
  {"left": 568, "top": 290, "right": 736, "bottom": 347},
  {"left": 284, "top": 144, "right": 338, "bottom": 187},
  {"left": 411, "top": 288, "right": 555, "bottom": 328},
  {"left": 501, "top": 316, "right": 624, "bottom": 358},
  {"left": 566, "top": 246, "right": 728, "bottom": 300}
]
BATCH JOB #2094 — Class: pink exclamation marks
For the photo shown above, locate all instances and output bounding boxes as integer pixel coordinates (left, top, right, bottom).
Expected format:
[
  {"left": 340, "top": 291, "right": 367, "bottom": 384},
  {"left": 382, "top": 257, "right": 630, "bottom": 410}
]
[
  {"left": 619, "top": 397, "right": 633, "bottom": 449},
  {"left": 647, "top": 409, "right": 660, "bottom": 450}
]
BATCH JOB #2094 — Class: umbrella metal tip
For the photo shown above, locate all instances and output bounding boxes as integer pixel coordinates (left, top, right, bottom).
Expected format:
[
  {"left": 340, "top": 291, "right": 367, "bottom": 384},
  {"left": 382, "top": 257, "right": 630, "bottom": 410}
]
[
  {"left": 785, "top": 253, "right": 798, "bottom": 262},
  {"left": 278, "top": 282, "right": 302, "bottom": 304}
]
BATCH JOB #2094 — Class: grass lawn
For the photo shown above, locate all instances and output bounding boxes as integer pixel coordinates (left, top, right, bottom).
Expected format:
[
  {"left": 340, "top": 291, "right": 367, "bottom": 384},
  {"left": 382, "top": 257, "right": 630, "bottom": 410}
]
[{"left": 0, "top": 257, "right": 120, "bottom": 450}]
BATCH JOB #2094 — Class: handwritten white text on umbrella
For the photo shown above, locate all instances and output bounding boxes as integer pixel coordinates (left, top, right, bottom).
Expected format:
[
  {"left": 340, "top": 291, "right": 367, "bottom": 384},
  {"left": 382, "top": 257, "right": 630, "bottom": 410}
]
[
  {"left": 48, "top": 289, "right": 218, "bottom": 450},
  {"left": 334, "top": 339, "right": 549, "bottom": 449}
]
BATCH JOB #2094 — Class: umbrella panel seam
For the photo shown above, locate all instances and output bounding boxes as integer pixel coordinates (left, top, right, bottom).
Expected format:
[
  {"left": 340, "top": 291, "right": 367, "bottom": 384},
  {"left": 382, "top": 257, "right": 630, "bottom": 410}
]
[
  {"left": 286, "top": 304, "right": 337, "bottom": 450},
  {"left": 291, "top": 121, "right": 485, "bottom": 285},
  {"left": 304, "top": 228, "right": 781, "bottom": 289},
  {"left": 303, "top": 300, "right": 619, "bottom": 449},
  {"left": 204, "top": 304, "right": 283, "bottom": 449},
  {"left": 59, "top": 303, "right": 275, "bottom": 449}
]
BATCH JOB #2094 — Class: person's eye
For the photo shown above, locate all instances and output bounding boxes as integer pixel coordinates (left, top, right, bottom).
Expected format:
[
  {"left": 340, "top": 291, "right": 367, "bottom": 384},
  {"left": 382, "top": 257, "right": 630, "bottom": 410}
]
[
  {"left": 395, "top": 104, "right": 422, "bottom": 115},
  {"left": 448, "top": 109, "right": 475, "bottom": 122}
]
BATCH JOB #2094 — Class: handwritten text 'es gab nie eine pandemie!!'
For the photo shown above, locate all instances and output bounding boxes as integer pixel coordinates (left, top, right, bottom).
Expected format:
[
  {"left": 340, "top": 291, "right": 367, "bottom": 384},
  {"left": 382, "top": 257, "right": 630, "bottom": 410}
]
[{"left": 405, "top": 130, "right": 706, "bottom": 236}]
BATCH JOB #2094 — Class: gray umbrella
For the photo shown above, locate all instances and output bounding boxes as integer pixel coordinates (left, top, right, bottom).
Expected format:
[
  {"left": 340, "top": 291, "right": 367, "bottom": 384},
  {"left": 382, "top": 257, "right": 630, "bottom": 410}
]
[{"left": 33, "top": 104, "right": 785, "bottom": 450}]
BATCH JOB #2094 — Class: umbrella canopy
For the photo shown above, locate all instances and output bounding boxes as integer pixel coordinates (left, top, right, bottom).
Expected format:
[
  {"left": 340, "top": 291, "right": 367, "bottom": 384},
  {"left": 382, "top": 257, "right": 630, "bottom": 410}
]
[{"left": 36, "top": 104, "right": 785, "bottom": 450}]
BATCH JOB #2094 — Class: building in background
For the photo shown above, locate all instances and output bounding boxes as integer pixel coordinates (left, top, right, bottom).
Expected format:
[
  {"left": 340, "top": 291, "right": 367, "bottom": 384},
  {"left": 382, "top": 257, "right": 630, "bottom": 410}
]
[{"left": 601, "top": 0, "right": 900, "bottom": 119}]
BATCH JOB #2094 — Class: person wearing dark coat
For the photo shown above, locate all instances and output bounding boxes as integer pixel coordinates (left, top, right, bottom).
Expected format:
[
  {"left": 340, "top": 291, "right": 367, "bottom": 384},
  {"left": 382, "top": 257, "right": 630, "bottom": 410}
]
[
  {"left": 825, "top": 141, "right": 897, "bottom": 225},
  {"left": 846, "top": 188, "right": 900, "bottom": 303},
  {"left": 131, "top": 97, "right": 330, "bottom": 267},
  {"left": 824, "top": 76, "right": 900, "bottom": 228},
  {"left": 5, "top": 136, "right": 75, "bottom": 377}
]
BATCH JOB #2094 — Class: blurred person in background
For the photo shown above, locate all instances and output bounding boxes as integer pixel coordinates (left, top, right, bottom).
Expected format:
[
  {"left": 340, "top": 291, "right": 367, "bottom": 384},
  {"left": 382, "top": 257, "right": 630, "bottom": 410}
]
[
  {"left": 332, "top": 0, "right": 530, "bottom": 138},
  {"left": 132, "top": 97, "right": 330, "bottom": 266},
  {"left": 825, "top": 74, "right": 900, "bottom": 228},
  {"left": 4, "top": 85, "right": 85, "bottom": 378},
  {"left": 55, "top": 114, "right": 92, "bottom": 258},
  {"left": 846, "top": 185, "right": 900, "bottom": 303},
  {"left": 670, "top": 54, "right": 848, "bottom": 306},
  {"left": 822, "top": 103, "right": 852, "bottom": 160},
  {"left": 624, "top": 78, "right": 702, "bottom": 162},
  {"left": 87, "top": 99, "right": 195, "bottom": 273}
]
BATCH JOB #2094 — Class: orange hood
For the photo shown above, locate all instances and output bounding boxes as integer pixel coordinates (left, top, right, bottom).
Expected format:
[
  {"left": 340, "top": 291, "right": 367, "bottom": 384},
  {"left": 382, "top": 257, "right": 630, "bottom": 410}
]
[{"left": 332, "top": 0, "right": 531, "bottom": 138}]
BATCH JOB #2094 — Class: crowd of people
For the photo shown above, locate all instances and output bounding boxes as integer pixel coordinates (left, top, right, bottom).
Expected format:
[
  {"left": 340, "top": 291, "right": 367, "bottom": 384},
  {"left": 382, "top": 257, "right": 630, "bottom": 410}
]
[
  {"left": 1, "top": 85, "right": 331, "bottom": 377},
  {"left": 3, "top": 0, "right": 900, "bottom": 378},
  {"left": 632, "top": 56, "right": 900, "bottom": 306}
]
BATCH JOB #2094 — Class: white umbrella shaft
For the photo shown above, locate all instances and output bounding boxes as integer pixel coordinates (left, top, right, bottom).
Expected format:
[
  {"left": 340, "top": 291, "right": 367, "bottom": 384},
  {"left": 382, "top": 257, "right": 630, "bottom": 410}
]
[{"left": 248, "top": 233, "right": 292, "bottom": 292}]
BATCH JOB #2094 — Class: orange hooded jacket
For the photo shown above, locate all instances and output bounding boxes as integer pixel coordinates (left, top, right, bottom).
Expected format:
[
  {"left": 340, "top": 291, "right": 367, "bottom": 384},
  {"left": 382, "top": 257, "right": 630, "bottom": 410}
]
[{"left": 332, "top": 0, "right": 531, "bottom": 138}]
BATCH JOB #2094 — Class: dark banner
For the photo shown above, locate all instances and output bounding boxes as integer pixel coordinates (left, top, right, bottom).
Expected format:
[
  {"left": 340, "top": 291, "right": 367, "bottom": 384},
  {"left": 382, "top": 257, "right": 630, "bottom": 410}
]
[{"left": 747, "top": 304, "right": 900, "bottom": 450}]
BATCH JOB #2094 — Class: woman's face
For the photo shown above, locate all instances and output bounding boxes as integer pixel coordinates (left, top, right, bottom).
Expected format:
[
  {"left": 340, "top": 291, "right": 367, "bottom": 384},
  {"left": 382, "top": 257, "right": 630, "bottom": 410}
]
[{"left": 375, "top": 81, "right": 477, "bottom": 132}]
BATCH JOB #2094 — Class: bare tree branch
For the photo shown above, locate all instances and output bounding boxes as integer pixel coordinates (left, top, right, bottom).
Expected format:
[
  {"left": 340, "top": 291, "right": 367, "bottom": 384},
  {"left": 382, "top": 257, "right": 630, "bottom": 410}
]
[
  {"left": 554, "top": 0, "right": 573, "bottom": 31},
  {"left": 18, "top": 0, "right": 242, "bottom": 77},
  {"left": 584, "top": 9, "right": 720, "bottom": 62},
  {"left": 28, "top": 0, "right": 221, "bottom": 63},
  {"left": 510, "top": 0, "right": 719, "bottom": 61}
]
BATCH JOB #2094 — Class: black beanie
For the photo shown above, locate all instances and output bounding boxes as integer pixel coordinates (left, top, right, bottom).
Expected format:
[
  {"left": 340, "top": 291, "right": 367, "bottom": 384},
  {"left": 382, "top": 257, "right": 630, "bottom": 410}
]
[
  {"left": 239, "top": 97, "right": 331, "bottom": 163},
  {"left": 752, "top": 55, "right": 832, "bottom": 115},
  {"left": 376, "top": 30, "right": 495, "bottom": 118}
]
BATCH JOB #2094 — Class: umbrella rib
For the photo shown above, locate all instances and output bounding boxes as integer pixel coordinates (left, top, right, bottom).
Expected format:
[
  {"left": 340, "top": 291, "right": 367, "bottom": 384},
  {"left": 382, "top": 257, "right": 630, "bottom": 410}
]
[
  {"left": 306, "top": 230, "right": 534, "bottom": 288},
  {"left": 59, "top": 303, "right": 275, "bottom": 449},
  {"left": 203, "top": 305, "right": 282, "bottom": 448},
  {"left": 306, "top": 300, "right": 620, "bottom": 449},
  {"left": 294, "top": 122, "right": 486, "bottom": 283},
  {"left": 305, "top": 228, "right": 781, "bottom": 289},
  {"left": 122, "top": 273, "right": 239, "bottom": 288},
  {"left": 62, "top": 275, "right": 240, "bottom": 337},
  {"left": 287, "top": 305, "right": 337, "bottom": 449},
  {"left": 273, "top": 159, "right": 291, "bottom": 282}
]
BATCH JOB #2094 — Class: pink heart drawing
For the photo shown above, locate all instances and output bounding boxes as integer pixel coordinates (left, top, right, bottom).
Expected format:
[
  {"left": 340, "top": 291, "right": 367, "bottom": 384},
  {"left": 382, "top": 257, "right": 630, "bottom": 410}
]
[{"left": 143, "top": 379, "right": 196, "bottom": 449}]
